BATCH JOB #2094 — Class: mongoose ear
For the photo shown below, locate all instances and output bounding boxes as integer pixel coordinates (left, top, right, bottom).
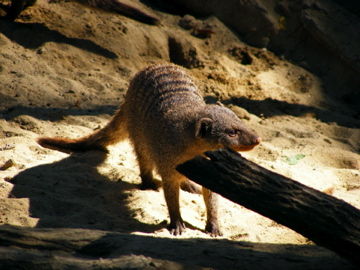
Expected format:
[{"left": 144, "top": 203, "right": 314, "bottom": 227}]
[
  {"left": 216, "top": 101, "right": 225, "bottom": 107},
  {"left": 195, "top": 118, "right": 213, "bottom": 138}
]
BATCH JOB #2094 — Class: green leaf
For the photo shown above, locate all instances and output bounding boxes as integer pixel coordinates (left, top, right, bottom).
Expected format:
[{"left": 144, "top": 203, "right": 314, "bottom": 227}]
[{"left": 282, "top": 154, "right": 305, "bottom": 165}]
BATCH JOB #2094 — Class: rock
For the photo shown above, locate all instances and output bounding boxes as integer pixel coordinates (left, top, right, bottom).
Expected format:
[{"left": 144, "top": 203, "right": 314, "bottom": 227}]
[{"left": 168, "top": 35, "right": 204, "bottom": 68}]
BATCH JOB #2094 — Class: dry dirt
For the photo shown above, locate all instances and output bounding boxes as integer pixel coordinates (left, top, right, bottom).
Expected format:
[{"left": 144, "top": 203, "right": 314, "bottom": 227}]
[{"left": 0, "top": 0, "right": 359, "bottom": 269}]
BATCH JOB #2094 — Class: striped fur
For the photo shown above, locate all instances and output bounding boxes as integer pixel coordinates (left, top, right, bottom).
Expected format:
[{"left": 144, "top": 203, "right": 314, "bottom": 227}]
[{"left": 126, "top": 64, "right": 203, "bottom": 121}]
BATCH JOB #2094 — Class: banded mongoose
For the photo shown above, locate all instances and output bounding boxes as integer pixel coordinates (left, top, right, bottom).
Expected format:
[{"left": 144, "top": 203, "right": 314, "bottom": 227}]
[
  {"left": 37, "top": 63, "right": 261, "bottom": 236},
  {"left": 3, "top": 0, "right": 159, "bottom": 24}
]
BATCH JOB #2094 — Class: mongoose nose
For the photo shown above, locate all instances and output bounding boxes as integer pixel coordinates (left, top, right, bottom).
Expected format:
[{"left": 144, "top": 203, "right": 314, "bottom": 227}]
[{"left": 254, "top": 137, "right": 262, "bottom": 145}]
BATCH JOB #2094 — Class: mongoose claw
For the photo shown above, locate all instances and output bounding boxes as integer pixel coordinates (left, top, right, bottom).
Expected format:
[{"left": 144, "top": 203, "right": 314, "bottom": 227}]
[
  {"left": 205, "top": 222, "right": 223, "bottom": 237},
  {"left": 139, "top": 179, "right": 161, "bottom": 191},
  {"left": 168, "top": 220, "right": 186, "bottom": 236}
]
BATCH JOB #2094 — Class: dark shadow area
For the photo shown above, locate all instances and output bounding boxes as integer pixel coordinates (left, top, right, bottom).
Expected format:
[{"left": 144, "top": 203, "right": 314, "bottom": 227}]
[
  {"left": 0, "top": 19, "right": 117, "bottom": 58},
  {"left": 0, "top": 105, "right": 118, "bottom": 121},
  {"left": 77, "top": 232, "right": 354, "bottom": 269},
  {"left": 222, "top": 97, "right": 360, "bottom": 129},
  {"left": 9, "top": 151, "right": 162, "bottom": 233},
  {"left": 0, "top": 3, "right": 8, "bottom": 12},
  {"left": 0, "top": 225, "right": 354, "bottom": 269},
  {"left": 331, "top": 0, "right": 360, "bottom": 17},
  {"left": 140, "top": 0, "right": 188, "bottom": 16}
]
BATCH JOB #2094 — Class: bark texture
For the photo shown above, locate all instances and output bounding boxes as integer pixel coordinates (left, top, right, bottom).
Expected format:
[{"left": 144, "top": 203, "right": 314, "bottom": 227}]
[{"left": 177, "top": 149, "right": 360, "bottom": 266}]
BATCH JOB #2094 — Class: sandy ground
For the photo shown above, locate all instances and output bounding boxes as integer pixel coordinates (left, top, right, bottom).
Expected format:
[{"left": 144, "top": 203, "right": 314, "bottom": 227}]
[{"left": 0, "top": 0, "right": 359, "bottom": 269}]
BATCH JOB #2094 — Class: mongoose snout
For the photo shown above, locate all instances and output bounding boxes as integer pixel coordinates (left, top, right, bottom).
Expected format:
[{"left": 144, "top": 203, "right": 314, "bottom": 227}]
[{"left": 226, "top": 127, "right": 261, "bottom": 151}]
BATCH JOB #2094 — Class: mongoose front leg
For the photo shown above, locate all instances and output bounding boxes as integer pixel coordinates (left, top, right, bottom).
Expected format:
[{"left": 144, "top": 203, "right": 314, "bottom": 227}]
[
  {"left": 203, "top": 187, "right": 222, "bottom": 236},
  {"left": 162, "top": 174, "right": 185, "bottom": 235}
]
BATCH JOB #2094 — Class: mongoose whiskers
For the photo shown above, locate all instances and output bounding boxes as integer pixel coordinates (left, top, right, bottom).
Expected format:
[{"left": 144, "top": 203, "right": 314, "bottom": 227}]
[{"left": 37, "top": 63, "right": 261, "bottom": 236}]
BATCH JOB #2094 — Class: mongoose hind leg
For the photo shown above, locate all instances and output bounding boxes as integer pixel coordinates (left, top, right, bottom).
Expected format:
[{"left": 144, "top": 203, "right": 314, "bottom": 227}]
[
  {"left": 180, "top": 180, "right": 202, "bottom": 194},
  {"left": 162, "top": 172, "right": 186, "bottom": 235},
  {"left": 134, "top": 147, "right": 160, "bottom": 191},
  {"left": 203, "top": 187, "right": 222, "bottom": 236}
]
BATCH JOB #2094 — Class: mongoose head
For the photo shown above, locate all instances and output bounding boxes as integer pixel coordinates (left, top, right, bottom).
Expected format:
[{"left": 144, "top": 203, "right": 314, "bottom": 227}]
[{"left": 195, "top": 104, "right": 261, "bottom": 152}]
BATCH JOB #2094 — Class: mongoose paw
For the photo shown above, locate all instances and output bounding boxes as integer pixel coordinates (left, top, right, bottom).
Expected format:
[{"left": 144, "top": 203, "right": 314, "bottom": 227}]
[
  {"left": 139, "top": 179, "right": 161, "bottom": 191},
  {"left": 205, "top": 222, "right": 223, "bottom": 237},
  {"left": 168, "top": 220, "right": 186, "bottom": 236},
  {"left": 180, "top": 180, "right": 202, "bottom": 194}
]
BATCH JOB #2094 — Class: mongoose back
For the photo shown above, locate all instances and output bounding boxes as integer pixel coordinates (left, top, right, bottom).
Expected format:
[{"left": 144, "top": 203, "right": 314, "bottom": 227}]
[{"left": 38, "top": 63, "right": 261, "bottom": 236}]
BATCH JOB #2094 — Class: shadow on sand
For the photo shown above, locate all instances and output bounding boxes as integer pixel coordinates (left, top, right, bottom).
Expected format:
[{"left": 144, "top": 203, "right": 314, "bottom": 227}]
[
  {"left": 0, "top": 225, "right": 354, "bottom": 269},
  {"left": 9, "top": 150, "right": 161, "bottom": 233},
  {"left": 222, "top": 97, "right": 360, "bottom": 128},
  {"left": 0, "top": 19, "right": 117, "bottom": 58},
  {"left": 0, "top": 105, "right": 118, "bottom": 121}
]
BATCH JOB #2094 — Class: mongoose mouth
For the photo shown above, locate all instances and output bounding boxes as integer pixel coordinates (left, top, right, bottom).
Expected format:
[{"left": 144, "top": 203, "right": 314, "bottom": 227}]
[
  {"left": 234, "top": 145, "right": 257, "bottom": 152},
  {"left": 233, "top": 137, "right": 261, "bottom": 152}
]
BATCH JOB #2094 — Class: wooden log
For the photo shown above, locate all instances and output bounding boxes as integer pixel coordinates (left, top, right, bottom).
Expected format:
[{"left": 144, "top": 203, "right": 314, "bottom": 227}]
[{"left": 176, "top": 149, "right": 360, "bottom": 266}]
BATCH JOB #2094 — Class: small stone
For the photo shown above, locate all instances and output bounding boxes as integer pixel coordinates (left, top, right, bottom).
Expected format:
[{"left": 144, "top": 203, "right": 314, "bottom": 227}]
[{"left": 0, "top": 159, "right": 15, "bottom": 171}]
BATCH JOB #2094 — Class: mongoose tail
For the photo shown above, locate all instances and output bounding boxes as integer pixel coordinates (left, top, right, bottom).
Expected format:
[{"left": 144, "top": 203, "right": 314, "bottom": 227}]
[{"left": 37, "top": 108, "right": 127, "bottom": 153}]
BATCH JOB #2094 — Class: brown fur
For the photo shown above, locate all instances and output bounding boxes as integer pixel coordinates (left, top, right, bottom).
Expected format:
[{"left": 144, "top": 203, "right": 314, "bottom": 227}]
[{"left": 37, "top": 63, "right": 261, "bottom": 236}]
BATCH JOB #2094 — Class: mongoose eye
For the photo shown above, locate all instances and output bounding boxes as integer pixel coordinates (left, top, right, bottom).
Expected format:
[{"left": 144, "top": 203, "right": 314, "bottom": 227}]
[{"left": 226, "top": 129, "right": 237, "bottom": 137}]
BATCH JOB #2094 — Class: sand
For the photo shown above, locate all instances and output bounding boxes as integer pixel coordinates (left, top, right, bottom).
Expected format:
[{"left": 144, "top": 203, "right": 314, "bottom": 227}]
[{"left": 0, "top": 0, "right": 359, "bottom": 269}]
